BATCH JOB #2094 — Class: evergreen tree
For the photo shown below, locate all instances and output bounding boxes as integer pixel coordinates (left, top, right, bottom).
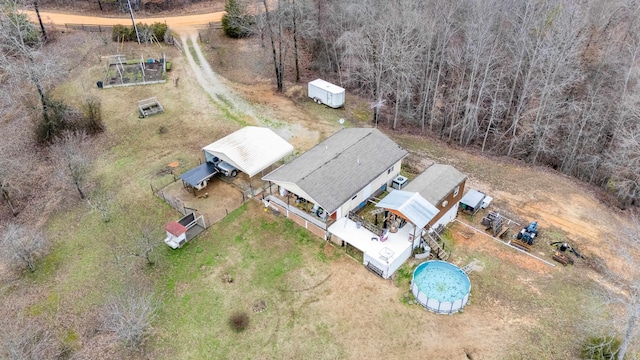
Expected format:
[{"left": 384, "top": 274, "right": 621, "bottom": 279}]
[{"left": 222, "top": 0, "right": 254, "bottom": 38}]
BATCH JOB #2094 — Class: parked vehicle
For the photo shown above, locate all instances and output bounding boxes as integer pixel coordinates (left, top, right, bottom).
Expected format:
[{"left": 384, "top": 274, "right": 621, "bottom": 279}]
[
  {"left": 216, "top": 160, "right": 238, "bottom": 177},
  {"left": 308, "top": 79, "right": 345, "bottom": 108},
  {"left": 203, "top": 155, "right": 238, "bottom": 177}
]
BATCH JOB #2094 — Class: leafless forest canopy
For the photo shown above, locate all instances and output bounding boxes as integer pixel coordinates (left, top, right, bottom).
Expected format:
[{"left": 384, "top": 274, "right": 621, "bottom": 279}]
[{"left": 254, "top": 0, "right": 640, "bottom": 208}]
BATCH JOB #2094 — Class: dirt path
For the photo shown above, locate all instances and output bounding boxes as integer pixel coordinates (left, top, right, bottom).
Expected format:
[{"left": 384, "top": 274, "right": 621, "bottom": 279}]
[
  {"left": 177, "top": 29, "right": 260, "bottom": 120},
  {"left": 23, "top": 10, "right": 224, "bottom": 28},
  {"left": 175, "top": 28, "right": 325, "bottom": 148}
]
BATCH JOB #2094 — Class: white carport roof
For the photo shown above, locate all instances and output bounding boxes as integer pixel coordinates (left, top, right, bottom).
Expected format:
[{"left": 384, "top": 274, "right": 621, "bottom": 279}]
[
  {"left": 202, "top": 127, "right": 294, "bottom": 178},
  {"left": 375, "top": 190, "right": 439, "bottom": 229}
]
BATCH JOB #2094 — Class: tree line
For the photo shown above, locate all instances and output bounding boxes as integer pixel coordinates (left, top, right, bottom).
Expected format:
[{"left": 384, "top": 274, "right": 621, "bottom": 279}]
[{"left": 246, "top": 0, "right": 640, "bottom": 208}]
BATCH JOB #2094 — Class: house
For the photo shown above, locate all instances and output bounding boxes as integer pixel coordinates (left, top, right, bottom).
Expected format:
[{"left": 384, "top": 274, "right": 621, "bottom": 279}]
[
  {"left": 262, "top": 128, "right": 408, "bottom": 238},
  {"left": 327, "top": 164, "right": 466, "bottom": 279},
  {"left": 403, "top": 164, "right": 467, "bottom": 230}
]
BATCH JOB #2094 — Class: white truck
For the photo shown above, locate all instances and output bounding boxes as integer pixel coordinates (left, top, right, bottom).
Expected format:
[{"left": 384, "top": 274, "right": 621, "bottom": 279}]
[{"left": 308, "top": 79, "right": 345, "bottom": 108}]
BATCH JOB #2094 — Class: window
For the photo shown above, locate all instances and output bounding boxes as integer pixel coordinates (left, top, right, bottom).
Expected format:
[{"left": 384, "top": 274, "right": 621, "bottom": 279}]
[
  {"left": 351, "top": 194, "right": 358, "bottom": 200},
  {"left": 454, "top": 186, "right": 460, "bottom": 197},
  {"left": 387, "top": 165, "right": 394, "bottom": 174}
]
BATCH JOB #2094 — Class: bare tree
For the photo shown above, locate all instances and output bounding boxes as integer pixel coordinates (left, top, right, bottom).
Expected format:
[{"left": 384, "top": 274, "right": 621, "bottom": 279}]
[
  {"left": 51, "top": 131, "right": 93, "bottom": 200},
  {"left": 0, "top": 142, "right": 24, "bottom": 217},
  {"left": 0, "top": 223, "right": 47, "bottom": 272},
  {"left": 87, "top": 192, "right": 114, "bottom": 223},
  {"left": 0, "top": 0, "right": 62, "bottom": 135},
  {"left": 101, "top": 287, "right": 157, "bottom": 348},
  {"left": 131, "top": 226, "right": 160, "bottom": 266},
  {"left": 261, "top": 0, "right": 287, "bottom": 92},
  {"left": 0, "top": 313, "right": 59, "bottom": 359}
]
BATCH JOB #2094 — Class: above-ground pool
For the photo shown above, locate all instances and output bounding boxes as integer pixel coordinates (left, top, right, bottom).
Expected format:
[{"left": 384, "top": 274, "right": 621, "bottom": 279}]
[{"left": 411, "top": 260, "right": 471, "bottom": 314}]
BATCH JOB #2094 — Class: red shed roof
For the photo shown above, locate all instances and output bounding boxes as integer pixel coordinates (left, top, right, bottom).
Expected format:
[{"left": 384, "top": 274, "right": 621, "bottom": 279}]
[{"left": 165, "top": 221, "right": 187, "bottom": 236}]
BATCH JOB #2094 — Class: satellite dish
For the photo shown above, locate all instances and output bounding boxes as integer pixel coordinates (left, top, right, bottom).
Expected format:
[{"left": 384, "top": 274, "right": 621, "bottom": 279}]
[{"left": 339, "top": 118, "right": 345, "bottom": 125}]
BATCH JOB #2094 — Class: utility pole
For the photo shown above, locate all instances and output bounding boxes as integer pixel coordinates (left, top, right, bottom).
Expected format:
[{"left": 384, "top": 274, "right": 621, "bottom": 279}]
[
  {"left": 127, "top": 0, "right": 140, "bottom": 44},
  {"left": 34, "top": 1, "right": 47, "bottom": 41}
]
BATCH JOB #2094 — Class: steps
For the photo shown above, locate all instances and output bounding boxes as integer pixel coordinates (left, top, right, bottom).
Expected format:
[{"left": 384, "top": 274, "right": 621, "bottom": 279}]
[
  {"left": 423, "top": 232, "right": 450, "bottom": 261},
  {"left": 366, "top": 262, "right": 384, "bottom": 277}
]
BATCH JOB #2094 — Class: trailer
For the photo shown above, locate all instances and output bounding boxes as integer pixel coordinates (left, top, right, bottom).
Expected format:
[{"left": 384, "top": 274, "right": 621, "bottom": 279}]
[{"left": 308, "top": 79, "right": 345, "bottom": 108}]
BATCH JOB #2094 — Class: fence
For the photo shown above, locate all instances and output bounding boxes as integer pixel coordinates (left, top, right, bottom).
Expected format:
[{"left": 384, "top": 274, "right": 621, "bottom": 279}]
[{"left": 65, "top": 23, "right": 113, "bottom": 33}]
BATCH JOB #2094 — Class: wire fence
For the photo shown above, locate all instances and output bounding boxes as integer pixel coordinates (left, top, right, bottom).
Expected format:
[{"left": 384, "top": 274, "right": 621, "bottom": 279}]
[{"left": 64, "top": 23, "right": 113, "bottom": 33}]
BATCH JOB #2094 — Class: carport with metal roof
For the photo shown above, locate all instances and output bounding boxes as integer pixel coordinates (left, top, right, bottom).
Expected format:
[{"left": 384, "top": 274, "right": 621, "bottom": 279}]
[{"left": 202, "top": 126, "right": 294, "bottom": 178}]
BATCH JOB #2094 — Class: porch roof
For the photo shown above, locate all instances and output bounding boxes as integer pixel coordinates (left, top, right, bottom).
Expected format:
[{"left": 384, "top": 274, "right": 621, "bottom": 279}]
[{"left": 375, "top": 190, "right": 439, "bottom": 229}]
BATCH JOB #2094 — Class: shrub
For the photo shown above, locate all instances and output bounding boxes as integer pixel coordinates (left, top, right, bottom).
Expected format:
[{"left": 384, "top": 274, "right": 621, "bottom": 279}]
[
  {"left": 228, "top": 311, "right": 249, "bottom": 332},
  {"left": 80, "top": 96, "right": 105, "bottom": 135},
  {"left": 34, "top": 96, "right": 71, "bottom": 145},
  {"left": 112, "top": 24, "right": 134, "bottom": 42},
  {"left": 112, "top": 22, "right": 168, "bottom": 43},
  {"left": 581, "top": 336, "right": 622, "bottom": 360},
  {"left": 150, "top": 22, "right": 168, "bottom": 40}
]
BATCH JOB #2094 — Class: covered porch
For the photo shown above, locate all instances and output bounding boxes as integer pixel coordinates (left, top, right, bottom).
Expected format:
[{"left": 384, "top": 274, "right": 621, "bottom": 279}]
[{"left": 328, "top": 217, "right": 415, "bottom": 279}]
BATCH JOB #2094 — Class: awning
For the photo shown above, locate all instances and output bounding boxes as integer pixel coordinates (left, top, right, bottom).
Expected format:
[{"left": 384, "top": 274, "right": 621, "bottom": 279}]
[
  {"left": 459, "top": 189, "right": 485, "bottom": 209},
  {"left": 179, "top": 162, "right": 218, "bottom": 187},
  {"left": 375, "top": 190, "right": 439, "bottom": 229}
]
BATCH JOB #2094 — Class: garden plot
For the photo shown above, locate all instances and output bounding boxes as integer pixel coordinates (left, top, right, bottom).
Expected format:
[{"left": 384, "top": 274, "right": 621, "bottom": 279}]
[{"left": 102, "top": 54, "right": 169, "bottom": 88}]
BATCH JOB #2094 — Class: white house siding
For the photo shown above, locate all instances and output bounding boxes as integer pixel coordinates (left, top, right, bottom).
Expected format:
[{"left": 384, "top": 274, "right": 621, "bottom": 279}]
[
  {"left": 387, "top": 244, "right": 412, "bottom": 278},
  {"left": 334, "top": 159, "right": 402, "bottom": 218}
]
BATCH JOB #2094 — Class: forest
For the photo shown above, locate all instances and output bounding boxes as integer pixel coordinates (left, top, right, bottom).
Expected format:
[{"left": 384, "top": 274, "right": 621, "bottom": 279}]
[{"left": 239, "top": 0, "right": 640, "bottom": 208}]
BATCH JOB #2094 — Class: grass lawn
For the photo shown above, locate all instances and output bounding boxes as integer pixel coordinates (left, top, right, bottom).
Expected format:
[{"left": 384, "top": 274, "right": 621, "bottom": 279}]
[{"left": 150, "top": 202, "right": 345, "bottom": 359}]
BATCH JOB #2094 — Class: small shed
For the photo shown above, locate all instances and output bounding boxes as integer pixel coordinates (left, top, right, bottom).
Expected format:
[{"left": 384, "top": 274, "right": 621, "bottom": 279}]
[
  {"left": 164, "top": 212, "right": 206, "bottom": 249},
  {"left": 164, "top": 221, "right": 187, "bottom": 249},
  {"left": 459, "top": 189, "right": 486, "bottom": 215}
]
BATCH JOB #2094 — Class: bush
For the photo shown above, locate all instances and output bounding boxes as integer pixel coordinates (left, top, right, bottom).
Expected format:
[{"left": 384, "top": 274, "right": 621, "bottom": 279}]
[
  {"left": 228, "top": 311, "right": 249, "bottom": 332},
  {"left": 34, "top": 96, "right": 105, "bottom": 144},
  {"left": 111, "top": 22, "right": 167, "bottom": 42},
  {"left": 80, "top": 97, "right": 105, "bottom": 135},
  {"left": 34, "top": 96, "right": 71, "bottom": 145},
  {"left": 581, "top": 336, "right": 622, "bottom": 360},
  {"left": 112, "top": 24, "right": 134, "bottom": 42}
]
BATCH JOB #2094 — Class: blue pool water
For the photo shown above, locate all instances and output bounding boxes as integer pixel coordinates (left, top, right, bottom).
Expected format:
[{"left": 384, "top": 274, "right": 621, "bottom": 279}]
[{"left": 412, "top": 261, "right": 471, "bottom": 303}]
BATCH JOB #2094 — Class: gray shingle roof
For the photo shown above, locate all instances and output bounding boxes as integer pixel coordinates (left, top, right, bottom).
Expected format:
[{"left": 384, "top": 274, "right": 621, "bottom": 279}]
[
  {"left": 403, "top": 164, "right": 467, "bottom": 205},
  {"left": 263, "top": 128, "right": 408, "bottom": 213}
]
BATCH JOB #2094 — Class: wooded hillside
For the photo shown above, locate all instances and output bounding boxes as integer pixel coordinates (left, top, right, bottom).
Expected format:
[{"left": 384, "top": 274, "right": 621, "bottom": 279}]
[{"left": 255, "top": 0, "right": 640, "bottom": 208}]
